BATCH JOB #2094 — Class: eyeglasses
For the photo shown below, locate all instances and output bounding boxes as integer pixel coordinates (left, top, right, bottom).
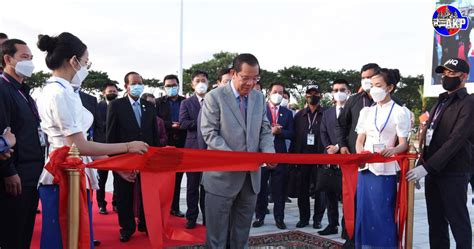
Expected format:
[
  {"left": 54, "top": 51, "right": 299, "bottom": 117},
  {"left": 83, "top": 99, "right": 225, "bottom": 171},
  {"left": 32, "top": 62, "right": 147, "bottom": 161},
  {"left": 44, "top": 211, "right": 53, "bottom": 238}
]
[
  {"left": 237, "top": 73, "right": 260, "bottom": 83},
  {"left": 332, "top": 88, "right": 347, "bottom": 93}
]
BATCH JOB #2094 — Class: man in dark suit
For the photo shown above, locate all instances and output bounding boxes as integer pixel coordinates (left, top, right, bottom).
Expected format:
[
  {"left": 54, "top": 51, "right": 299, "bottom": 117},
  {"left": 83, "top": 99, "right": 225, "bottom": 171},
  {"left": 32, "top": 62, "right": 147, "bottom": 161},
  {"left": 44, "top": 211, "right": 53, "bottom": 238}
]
[
  {"left": 319, "top": 79, "right": 351, "bottom": 236},
  {"left": 94, "top": 82, "right": 119, "bottom": 214},
  {"left": 407, "top": 58, "right": 474, "bottom": 249},
  {"left": 253, "top": 83, "right": 294, "bottom": 230},
  {"left": 156, "top": 74, "right": 187, "bottom": 217},
  {"left": 179, "top": 70, "right": 209, "bottom": 229},
  {"left": 106, "top": 72, "right": 159, "bottom": 242},
  {"left": 290, "top": 85, "right": 326, "bottom": 229}
]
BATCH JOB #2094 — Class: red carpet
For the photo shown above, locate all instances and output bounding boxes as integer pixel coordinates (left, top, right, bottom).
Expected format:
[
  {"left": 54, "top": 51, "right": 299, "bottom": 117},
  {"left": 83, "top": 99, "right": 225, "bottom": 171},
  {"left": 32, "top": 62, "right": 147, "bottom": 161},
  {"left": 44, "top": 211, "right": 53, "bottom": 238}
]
[{"left": 31, "top": 193, "right": 206, "bottom": 249}]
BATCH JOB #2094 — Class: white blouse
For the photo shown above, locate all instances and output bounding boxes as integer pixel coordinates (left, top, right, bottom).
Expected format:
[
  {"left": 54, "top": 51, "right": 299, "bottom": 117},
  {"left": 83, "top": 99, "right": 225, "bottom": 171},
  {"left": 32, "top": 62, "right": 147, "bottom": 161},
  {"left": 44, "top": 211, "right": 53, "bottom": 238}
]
[
  {"left": 355, "top": 100, "right": 411, "bottom": 176},
  {"left": 36, "top": 76, "right": 98, "bottom": 189}
]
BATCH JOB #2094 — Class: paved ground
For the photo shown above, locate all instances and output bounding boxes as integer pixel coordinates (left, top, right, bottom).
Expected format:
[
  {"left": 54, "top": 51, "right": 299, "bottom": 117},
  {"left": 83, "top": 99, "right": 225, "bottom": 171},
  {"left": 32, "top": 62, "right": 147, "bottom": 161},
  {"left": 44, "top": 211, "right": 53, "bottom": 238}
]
[{"left": 106, "top": 174, "right": 474, "bottom": 248}]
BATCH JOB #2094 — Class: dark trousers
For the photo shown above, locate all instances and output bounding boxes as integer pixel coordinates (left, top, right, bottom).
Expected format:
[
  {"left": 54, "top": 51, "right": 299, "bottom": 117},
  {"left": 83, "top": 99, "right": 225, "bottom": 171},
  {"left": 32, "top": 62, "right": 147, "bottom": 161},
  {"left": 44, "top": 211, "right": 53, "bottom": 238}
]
[
  {"left": 96, "top": 169, "right": 117, "bottom": 208},
  {"left": 425, "top": 173, "right": 472, "bottom": 249},
  {"left": 114, "top": 172, "right": 145, "bottom": 235},
  {"left": 0, "top": 185, "right": 39, "bottom": 249},
  {"left": 256, "top": 164, "right": 287, "bottom": 221},
  {"left": 297, "top": 165, "right": 326, "bottom": 223},
  {"left": 325, "top": 191, "right": 339, "bottom": 227},
  {"left": 186, "top": 172, "right": 205, "bottom": 222},
  {"left": 172, "top": 172, "right": 184, "bottom": 212}
]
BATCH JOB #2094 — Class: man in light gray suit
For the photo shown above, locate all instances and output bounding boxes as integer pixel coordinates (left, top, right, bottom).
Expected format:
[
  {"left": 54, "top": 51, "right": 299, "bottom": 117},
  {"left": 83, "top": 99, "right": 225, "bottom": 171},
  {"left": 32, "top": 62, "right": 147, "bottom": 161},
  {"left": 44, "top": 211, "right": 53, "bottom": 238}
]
[{"left": 200, "top": 53, "right": 276, "bottom": 248}]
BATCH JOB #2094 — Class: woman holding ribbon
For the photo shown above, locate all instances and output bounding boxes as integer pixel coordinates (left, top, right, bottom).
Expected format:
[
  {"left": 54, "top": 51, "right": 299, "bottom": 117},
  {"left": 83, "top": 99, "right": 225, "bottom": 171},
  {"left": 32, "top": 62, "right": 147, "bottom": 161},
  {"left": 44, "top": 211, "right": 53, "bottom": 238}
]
[
  {"left": 354, "top": 68, "right": 411, "bottom": 249},
  {"left": 35, "top": 32, "right": 148, "bottom": 249}
]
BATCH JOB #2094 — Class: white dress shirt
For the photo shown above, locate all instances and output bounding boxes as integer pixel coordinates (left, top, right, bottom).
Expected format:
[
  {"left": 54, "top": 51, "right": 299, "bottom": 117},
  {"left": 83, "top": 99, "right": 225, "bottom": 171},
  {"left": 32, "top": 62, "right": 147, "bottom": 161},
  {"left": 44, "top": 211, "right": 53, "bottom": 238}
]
[
  {"left": 355, "top": 100, "right": 411, "bottom": 176},
  {"left": 37, "top": 76, "right": 98, "bottom": 189}
]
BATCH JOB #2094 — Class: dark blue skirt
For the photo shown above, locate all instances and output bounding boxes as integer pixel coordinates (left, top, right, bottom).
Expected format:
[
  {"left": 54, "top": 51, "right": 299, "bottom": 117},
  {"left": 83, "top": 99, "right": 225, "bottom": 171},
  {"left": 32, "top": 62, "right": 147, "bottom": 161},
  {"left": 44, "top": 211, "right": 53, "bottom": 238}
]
[
  {"left": 355, "top": 170, "right": 397, "bottom": 249},
  {"left": 38, "top": 185, "right": 95, "bottom": 249}
]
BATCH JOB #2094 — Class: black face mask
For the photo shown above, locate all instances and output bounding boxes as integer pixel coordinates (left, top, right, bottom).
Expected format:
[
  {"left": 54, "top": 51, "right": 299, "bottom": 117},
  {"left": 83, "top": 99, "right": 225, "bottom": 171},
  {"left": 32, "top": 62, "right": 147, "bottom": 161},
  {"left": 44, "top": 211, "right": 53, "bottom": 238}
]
[
  {"left": 442, "top": 76, "right": 462, "bottom": 91},
  {"left": 106, "top": 93, "right": 118, "bottom": 101},
  {"left": 308, "top": 95, "right": 320, "bottom": 105}
]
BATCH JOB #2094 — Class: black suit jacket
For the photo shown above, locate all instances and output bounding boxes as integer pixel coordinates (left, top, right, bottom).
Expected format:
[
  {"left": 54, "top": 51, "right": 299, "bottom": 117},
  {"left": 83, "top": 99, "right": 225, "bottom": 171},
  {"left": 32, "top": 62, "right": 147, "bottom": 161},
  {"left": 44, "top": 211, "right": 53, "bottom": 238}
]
[
  {"left": 335, "top": 92, "right": 372, "bottom": 153},
  {"left": 422, "top": 88, "right": 474, "bottom": 174},
  {"left": 290, "top": 106, "right": 325, "bottom": 154},
  {"left": 79, "top": 91, "right": 103, "bottom": 142},
  {"left": 320, "top": 107, "right": 338, "bottom": 152},
  {"left": 94, "top": 100, "right": 108, "bottom": 143},
  {"left": 156, "top": 95, "right": 186, "bottom": 147},
  {"left": 179, "top": 95, "right": 201, "bottom": 149},
  {"left": 106, "top": 96, "right": 159, "bottom": 147}
]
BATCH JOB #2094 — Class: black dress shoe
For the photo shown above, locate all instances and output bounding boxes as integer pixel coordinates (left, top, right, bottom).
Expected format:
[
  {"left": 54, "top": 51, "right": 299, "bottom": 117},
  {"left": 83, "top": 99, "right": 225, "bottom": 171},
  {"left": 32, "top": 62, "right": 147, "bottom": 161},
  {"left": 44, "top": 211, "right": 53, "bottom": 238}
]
[
  {"left": 275, "top": 220, "right": 287, "bottom": 229},
  {"left": 295, "top": 221, "right": 309, "bottom": 228},
  {"left": 138, "top": 224, "right": 147, "bottom": 233},
  {"left": 93, "top": 240, "right": 101, "bottom": 246},
  {"left": 268, "top": 195, "right": 274, "bottom": 203},
  {"left": 252, "top": 219, "right": 264, "bottom": 228},
  {"left": 265, "top": 208, "right": 270, "bottom": 214},
  {"left": 313, "top": 221, "right": 322, "bottom": 229},
  {"left": 318, "top": 225, "right": 338, "bottom": 235},
  {"left": 186, "top": 220, "right": 197, "bottom": 229},
  {"left": 285, "top": 197, "right": 292, "bottom": 203},
  {"left": 170, "top": 210, "right": 185, "bottom": 217},
  {"left": 342, "top": 239, "right": 355, "bottom": 249},
  {"left": 99, "top": 206, "right": 108, "bottom": 215},
  {"left": 36, "top": 209, "right": 41, "bottom": 214},
  {"left": 119, "top": 233, "right": 131, "bottom": 243}
]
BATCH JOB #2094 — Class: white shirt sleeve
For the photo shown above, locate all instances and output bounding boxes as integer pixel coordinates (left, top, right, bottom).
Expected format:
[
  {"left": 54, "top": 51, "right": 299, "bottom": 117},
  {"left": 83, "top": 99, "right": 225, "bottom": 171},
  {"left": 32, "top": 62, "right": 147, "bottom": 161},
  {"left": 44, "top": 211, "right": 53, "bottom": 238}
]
[
  {"left": 50, "top": 90, "right": 83, "bottom": 137},
  {"left": 394, "top": 106, "right": 411, "bottom": 138},
  {"left": 355, "top": 107, "right": 370, "bottom": 135}
]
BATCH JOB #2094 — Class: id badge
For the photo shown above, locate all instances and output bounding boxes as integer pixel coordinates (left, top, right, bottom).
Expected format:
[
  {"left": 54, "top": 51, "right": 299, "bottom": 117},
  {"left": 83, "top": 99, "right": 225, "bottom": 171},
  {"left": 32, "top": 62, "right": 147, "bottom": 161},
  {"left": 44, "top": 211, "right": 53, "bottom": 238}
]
[
  {"left": 425, "top": 128, "right": 433, "bottom": 146},
  {"left": 373, "top": 143, "right": 386, "bottom": 153},
  {"left": 307, "top": 133, "right": 315, "bottom": 145},
  {"left": 38, "top": 127, "right": 46, "bottom": 147}
]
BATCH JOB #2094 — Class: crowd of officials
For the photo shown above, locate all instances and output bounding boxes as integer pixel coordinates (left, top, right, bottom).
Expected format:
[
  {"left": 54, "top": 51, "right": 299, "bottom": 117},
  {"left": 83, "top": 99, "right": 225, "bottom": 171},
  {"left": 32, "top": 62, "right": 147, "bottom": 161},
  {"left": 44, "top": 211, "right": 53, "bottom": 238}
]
[{"left": 0, "top": 31, "right": 473, "bottom": 249}]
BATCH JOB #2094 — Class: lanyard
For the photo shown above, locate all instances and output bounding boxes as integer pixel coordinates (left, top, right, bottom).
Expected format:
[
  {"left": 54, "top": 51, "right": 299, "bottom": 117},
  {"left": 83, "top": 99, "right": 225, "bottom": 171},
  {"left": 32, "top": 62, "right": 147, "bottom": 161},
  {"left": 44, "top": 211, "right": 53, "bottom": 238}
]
[
  {"left": 2, "top": 74, "right": 41, "bottom": 122},
  {"left": 307, "top": 111, "right": 318, "bottom": 133},
  {"left": 46, "top": 80, "right": 67, "bottom": 88},
  {"left": 374, "top": 102, "right": 395, "bottom": 136},
  {"left": 430, "top": 99, "right": 447, "bottom": 128}
]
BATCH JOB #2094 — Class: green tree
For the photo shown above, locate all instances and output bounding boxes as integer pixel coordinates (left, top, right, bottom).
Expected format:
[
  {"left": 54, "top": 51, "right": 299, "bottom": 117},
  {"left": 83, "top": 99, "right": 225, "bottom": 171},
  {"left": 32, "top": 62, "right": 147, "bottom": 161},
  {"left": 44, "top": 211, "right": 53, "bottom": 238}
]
[
  {"left": 81, "top": 70, "right": 113, "bottom": 94},
  {"left": 143, "top": 78, "right": 161, "bottom": 88},
  {"left": 24, "top": 70, "right": 51, "bottom": 90},
  {"left": 183, "top": 51, "right": 237, "bottom": 94}
]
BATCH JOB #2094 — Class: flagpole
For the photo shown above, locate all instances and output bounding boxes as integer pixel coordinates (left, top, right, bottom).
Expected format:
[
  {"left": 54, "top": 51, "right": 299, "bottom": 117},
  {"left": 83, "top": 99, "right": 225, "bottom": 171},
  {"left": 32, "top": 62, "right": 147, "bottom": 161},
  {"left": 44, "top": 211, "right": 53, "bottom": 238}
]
[{"left": 178, "top": 0, "right": 184, "bottom": 95}]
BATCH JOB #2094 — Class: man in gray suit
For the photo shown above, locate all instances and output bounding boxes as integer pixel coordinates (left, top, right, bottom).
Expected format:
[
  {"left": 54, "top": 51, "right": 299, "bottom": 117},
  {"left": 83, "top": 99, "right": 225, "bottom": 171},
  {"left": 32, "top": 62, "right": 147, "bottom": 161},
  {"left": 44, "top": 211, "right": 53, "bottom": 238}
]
[{"left": 200, "top": 53, "right": 276, "bottom": 248}]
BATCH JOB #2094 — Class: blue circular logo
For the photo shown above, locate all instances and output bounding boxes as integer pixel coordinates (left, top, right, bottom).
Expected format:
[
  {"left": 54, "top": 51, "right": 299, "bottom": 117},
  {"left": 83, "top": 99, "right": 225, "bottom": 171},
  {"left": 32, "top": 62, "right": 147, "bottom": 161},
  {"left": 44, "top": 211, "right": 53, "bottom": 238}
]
[{"left": 432, "top": 5, "right": 469, "bottom": 37}]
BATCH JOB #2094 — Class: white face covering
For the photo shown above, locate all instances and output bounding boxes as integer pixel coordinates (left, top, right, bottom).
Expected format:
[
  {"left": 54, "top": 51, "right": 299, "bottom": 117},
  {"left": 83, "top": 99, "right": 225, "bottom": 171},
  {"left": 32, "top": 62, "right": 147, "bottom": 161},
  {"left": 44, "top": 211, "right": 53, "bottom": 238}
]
[
  {"left": 361, "top": 79, "right": 372, "bottom": 91},
  {"left": 71, "top": 58, "right": 89, "bottom": 90},
  {"left": 333, "top": 91, "right": 348, "bottom": 102},
  {"left": 195, "top": 82, "right": 208, "bottom": 94},
  {"left": 369, "top": 86, "right": 388, "bottom": 103},
  {"left": 270, "top": 93, "right": 283, "bottom": 105},
  {"left": 280, "top": 98, "right": 289, "bottom": 107},
  {"left": 15, "top": 60, "right": 35, "bottom": 77}
]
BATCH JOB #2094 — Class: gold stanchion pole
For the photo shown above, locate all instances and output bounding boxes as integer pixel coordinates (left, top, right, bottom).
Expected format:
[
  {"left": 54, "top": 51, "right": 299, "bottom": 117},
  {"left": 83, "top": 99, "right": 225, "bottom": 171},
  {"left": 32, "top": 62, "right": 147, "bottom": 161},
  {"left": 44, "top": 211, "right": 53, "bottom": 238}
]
[
  {"left": 405, "top": 140, "right": 417, "bottom": 249},
  {"left": 66, "top": 144, "right": 81, "bottom": 249}
]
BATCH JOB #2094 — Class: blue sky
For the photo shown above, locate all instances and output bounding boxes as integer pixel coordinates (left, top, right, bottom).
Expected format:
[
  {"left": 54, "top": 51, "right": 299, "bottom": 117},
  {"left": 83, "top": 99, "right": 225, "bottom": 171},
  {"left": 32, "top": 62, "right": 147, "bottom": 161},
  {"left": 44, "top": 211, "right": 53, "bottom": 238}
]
[{"left": 1, "top": 0, "right": 434, "bottom": 88}]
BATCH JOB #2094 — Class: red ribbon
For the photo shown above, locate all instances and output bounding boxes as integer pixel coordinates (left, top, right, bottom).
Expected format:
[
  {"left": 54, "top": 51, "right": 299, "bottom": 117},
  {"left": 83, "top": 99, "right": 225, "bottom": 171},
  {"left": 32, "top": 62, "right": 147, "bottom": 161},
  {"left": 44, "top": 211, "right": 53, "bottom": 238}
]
[
  {"left": 43, "top": 147, "right": 91, "bottom": 249},
  {"left": 47, "top": 146, "right": 416, "bottom": 249}
]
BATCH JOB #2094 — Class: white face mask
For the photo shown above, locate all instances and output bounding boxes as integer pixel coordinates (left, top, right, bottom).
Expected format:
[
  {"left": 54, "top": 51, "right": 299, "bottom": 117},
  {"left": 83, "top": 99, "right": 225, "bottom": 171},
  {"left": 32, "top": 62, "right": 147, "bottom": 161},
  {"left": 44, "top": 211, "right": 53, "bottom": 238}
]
[
  {"left": 15, "top": 60, "right": 35, "bottom": 78},
  {"left": 361, "top": 79, "right": 372, "bottom": 91},
  {"left": 195, "top": 82, "right": 208, "bottom": 94},
  {"left": 71, "top": 58, "right": 89, "bottom": 90},
  {"left": 369, "top": 86, "right": 388, "bottom": 103},
  {"left": 333, "top": 91, "right": 348, "bottom": 102},
  {"left": 270, "top": 93, "right": 283, "bottom": 105},
  {"left": 280, "top": 98, "right": 289, "bottom": 107}
]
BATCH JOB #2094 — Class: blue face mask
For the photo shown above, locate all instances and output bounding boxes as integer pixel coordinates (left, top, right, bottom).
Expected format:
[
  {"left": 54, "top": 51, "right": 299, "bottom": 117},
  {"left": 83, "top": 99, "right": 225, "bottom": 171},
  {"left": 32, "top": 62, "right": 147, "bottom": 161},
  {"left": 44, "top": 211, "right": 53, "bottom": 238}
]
[
  {"left": 166, "top": 86, "right": 179, "bottom": 97},
  {"left": 130, "top": 84, "right": 144, "bottom": 97}
]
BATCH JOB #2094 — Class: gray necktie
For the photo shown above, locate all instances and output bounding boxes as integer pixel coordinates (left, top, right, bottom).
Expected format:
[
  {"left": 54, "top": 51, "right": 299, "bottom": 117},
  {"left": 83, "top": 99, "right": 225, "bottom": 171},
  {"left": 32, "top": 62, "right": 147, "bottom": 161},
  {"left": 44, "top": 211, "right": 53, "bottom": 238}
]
[
  {"left": 238, "top": 96, "right": 246, "bottom": 120},
  {"left": 133, "top": 101, "right": 141, "bottom": 127}
]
